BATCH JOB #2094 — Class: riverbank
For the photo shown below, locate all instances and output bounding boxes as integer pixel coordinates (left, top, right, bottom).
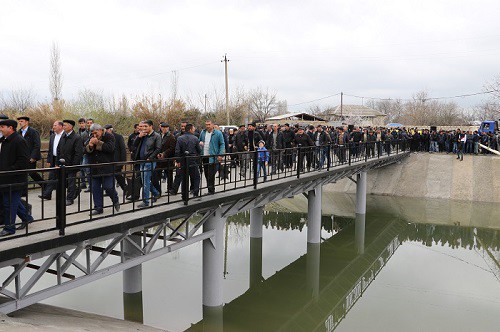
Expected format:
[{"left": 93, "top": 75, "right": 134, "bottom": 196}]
[
  {"left": 0, "top": 302, "right": 165, "bottom": 332},
  {"left": 325, "top": 152, "right": 500, "bottom": 203}
]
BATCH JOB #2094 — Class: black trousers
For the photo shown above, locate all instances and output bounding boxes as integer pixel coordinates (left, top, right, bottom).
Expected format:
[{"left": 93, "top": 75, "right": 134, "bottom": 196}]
[{"left": 202, "top": 157, "right": 217, "bottom": 194}]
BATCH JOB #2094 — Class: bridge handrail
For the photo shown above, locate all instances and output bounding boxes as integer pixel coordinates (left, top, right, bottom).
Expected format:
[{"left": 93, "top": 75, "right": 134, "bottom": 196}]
[{"left": 0, "top": 140, "right": 410, "bottom": 241}]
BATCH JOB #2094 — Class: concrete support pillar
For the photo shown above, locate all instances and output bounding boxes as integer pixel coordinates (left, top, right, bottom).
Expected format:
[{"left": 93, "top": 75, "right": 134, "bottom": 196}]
[
  {"left": 123, "top": 234, "right": 143, "bottom": 323},
  {"left": 355, "top": 213, "right": 366, "bottom": 255},
  {"left": 307, "top": 185, "right": 322, "bottom": 244},
  {"left": 250, "top": 206, "right": 264, "bottom": 239},
  {"left": 306, "top": 242, "right": 320, "bottom": 300},
  {"left": 203, "top": 209, "right": 226, "bottom": 308},
  {"left": 355, "top": 171, "right": 367, "bottom": 215}
]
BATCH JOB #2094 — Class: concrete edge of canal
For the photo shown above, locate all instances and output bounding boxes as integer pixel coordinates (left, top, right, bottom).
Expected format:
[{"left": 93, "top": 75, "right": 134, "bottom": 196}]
[{"left": 0, "top": 302, "right": 166, "bottom": 332}]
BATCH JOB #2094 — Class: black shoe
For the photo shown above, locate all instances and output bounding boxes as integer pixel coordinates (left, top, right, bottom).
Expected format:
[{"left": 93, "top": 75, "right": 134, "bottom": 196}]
[
  {"left": 114, "top": 203, "right": 120, "bottom": 212},
  {"left": 66, "top": 200, "right": 74, "bottom": 206},
  {"left": 84, "top": 188, "right": 91, "bottom": 193},
  {"left": 137, "top": 202, "right": 149, "bottom": 209},
  {"left": 80, "top": 184, "right": 87, "bottom": 189},
  {"left": 167, "top": 190, "right": 177, "bottom": 195},
  {"left": 152, "top": 194, "right": 160, "bottom": 203},
  {"left": 16, "top": 217, "right": 34, "bottom": 230},
  {"left": 38, "top": 195, "right": 51, "bottom": 200},
  {"left": 90, "top": 209, "right": 103, "bottom": 216},
  {"left": 0, "top": 229, "right": 15, "bottom": 237}
]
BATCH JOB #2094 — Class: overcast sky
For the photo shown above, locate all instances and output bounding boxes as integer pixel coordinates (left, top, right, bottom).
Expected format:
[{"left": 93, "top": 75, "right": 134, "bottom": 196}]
[{"left": 1, "top": 0, "right": 500, "bottom": 111}]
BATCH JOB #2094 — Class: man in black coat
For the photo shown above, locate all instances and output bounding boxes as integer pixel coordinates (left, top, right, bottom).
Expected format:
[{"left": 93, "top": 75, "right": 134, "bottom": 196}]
[
  {"left": 294, "top": 127, "right": 314, "bottom": 172},
  {"left": 170, "top": 123, "right": 201, "bottom": 197},
  {"left": 104, "top": 124, "right": 127, "bottom": 192},
  {"left": 86, "top": 124, "right": 119, "bottom": 215},
  {"left": 282, "top": 123, "right": 295, "bottom": 168},
  {"left": 17, "top": 116, "right": 43, "bottom": 187},
  {"left": 39, "top": 121, "right": 65, "bottom": 200},
  {"left": 157, "top": 123, "right": 176, "bottom": 192},
  {"left": 58, "top": 120, "right": 84, "bottom": 205},
  {"left": 265, "top": 124, "right": 284, "bottom": 174},
  {"left": 0, "top": 119, "right": 33, "bottom": 236}
]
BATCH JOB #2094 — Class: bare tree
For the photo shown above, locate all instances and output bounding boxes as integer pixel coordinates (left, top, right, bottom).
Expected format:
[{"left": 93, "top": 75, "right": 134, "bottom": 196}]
[
  {"left": 5, "top": 88, "right": 36, "bottom": 113},
  {"left": 49, "top": 42, "right": 63, "bottom": 101},
  {"left": 247, "top": 87, "right": 279, "bottom": 122}
]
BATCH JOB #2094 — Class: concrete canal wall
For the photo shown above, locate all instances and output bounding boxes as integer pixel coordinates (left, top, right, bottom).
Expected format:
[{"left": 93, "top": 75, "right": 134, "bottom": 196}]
[{"left": 325, "top": 153, "right": 500, "bottom": 203}]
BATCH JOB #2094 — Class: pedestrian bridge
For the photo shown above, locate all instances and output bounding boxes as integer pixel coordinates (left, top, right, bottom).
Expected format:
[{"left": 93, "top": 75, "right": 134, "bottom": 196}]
[{"left": 0, "top": 143, "right": 409, "bottom": 316}]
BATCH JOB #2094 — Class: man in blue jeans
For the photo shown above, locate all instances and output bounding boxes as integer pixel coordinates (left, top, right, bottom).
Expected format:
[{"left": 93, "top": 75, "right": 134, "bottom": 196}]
[{"left": 133, "top": 120, "right": 162, "bottom": 208}]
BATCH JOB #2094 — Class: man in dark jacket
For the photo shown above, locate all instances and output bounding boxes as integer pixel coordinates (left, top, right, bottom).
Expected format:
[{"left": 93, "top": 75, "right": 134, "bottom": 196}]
[
  {"left": 0, "top": 119, "right": 33, "bottom": 236},
  {"left": 282, "top": 123, "right": 295, "bottom": 168},
  {"left": 170, "top": 123, "right": 201, "bottom": 197},
  {"left": 17, "top": 116, "right": 43, "bottom": 188},
  {"left": 266, "top": 124, "right": 284, "bottom": 174},
  {"left": 58, "top": 120, "right": 84, "bottom": 205},
  {"left": 157, "top": 123, "right": 176, "bottom": 192},
  {"left": 313, "top": 125, "right": 330, "bottom": 169},
  {"left": 86, "top": 124, "right": 119, "bottom": 215},
  {"left": 294, "top": 127, "right": 314, "bottom": 171},
  {"left": 104, "top": 124, "right": 127, "bottom": 192},
  {"left": 133, "top": 120, "right": 162, "bottom": 208}
]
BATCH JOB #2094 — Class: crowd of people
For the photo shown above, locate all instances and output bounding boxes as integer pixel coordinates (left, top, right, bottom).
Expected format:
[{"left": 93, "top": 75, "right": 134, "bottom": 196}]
[{"left": 1, "top": 112, "right": 499, "bottom": 237}]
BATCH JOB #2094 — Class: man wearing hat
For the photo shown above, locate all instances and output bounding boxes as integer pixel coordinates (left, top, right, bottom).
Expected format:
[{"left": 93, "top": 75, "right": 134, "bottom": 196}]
[
  {"left": 0, "top": 119, "right": 33, "bottom": 236},
  {"left": 57, "top": 120, "right": 84, "bottom": 205},
  {"left": 294, "top": 126, "right": 314, "bottom": 172},
  {"left": 17, "top": 116, "right": 43, "bottom": 187}
]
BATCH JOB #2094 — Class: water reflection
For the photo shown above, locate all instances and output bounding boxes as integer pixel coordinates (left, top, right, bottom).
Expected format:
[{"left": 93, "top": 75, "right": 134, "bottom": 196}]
[{"left": 188, "top": 207, "right": 499, "bottom": 332}]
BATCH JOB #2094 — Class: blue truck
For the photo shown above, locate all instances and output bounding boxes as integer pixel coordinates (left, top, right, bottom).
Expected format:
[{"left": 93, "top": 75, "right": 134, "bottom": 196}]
[{"left": 478, "top": 120, "right": 499, "bottom": 134}]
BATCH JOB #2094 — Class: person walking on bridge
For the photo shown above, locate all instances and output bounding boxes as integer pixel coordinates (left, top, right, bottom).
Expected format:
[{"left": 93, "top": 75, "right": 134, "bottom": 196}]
[
  {"left": 133, "top": 120, "right": 162, "bottom": 208},
  {"left": 58, "top": 120, "right": 83, "bottom": 206},
  {"left": 170, "top": 123, "right": 201, "bottom": 197},
  {"left": 86, "top": 124, "right": 120, "bottom": 215},
  {"left": 199, "top": 120, "right": 225, "bottom": 195},
  {"left": 0, "top": 119, "right": 33, "bottom": 237}
]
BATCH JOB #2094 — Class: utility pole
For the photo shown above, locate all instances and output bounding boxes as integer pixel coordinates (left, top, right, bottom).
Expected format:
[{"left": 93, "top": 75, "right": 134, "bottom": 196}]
[
  {"left": 222, "top": 54, "right": 230, "bottom": 125},
  {"left": 340, "top": 92, "right": 343, "bottom": 119}
]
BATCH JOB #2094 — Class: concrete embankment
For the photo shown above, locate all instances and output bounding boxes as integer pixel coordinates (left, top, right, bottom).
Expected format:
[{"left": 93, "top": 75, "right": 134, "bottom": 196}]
[
  {"left": 325, "top": 153, "right": 500, "bottom": 203},
  {"left": 0, "top": 302, "right": 165, "bottom": 332}
]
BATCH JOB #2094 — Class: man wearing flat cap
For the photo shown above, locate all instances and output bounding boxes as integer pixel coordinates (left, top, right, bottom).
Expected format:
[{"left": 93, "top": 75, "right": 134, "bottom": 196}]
[
  {"left": 57, "top": 119, "right": 84, "bottom": 205},
  {"left": 0, "top": 119, "right": 33, "bottom": 236},
  {"left": 17, "top": 116, "right": 43, "bottom": 188}
]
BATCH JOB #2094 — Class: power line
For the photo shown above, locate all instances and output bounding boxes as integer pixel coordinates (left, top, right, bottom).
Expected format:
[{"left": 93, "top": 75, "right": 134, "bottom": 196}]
[{"left": 288, "top": 92, "right": 341, "bottom": 107}]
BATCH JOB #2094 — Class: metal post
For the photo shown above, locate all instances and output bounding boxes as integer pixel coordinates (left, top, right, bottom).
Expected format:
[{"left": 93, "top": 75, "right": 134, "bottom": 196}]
[
  {"left": 250, "top": 206, "right": 263, "bottom": 239},
  {"left": 355, "top": 213, "right": 366, "bottom": 255},
  {"left": 307, "top": 185, "right": 322, "bottom": 244},
  {"left": 253, "top": 150, "right": 258, "bottom": 189},
  {"left": 203, "top": 209, "right": 225, "bottom": 307},
  {"left": 123, "top": 234, "right": 143, "bottom": 323},
  {"left": 56, "top": 159, "right": 66, "bottom": 236},
  {"left": 296, "top": 146, "right": 301, "bottom": 178},
  {"left": 355, "top": 171, "right": 367, "bottom": 214},
  {"left": 182, "top": 153, "right": 189, "bottom": 205}
]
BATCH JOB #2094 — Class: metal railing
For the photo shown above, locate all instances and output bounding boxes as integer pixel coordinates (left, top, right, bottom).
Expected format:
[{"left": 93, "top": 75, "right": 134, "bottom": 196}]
[{"left": 0, "top": 139, "right": 409, "bottom": 241}]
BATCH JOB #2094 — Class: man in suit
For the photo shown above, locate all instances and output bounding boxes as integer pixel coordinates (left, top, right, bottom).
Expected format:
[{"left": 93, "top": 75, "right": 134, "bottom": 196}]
[
  {"left": 38, "top": 121, "right": 65, "bottom": 200},
  {"left": 156, "top": 123, "right": 176, "bottom": 193},
  {"left": 0, "top": 119, "right": 33, "bottom": 236},
  {"left": 17, "top": 116, "right": 43, "bottom": 188},
  {"left": 58, "top": 120, "right": 84, "bottom": 205},
  {"left": 265, "top": 123, "right": 284, "bottom": 174}
]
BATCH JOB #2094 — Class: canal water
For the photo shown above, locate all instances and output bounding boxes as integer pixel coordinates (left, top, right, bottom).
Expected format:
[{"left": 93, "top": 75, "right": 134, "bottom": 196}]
[{"left": 41, "top": 193, "right": 500, "bottom": 331}]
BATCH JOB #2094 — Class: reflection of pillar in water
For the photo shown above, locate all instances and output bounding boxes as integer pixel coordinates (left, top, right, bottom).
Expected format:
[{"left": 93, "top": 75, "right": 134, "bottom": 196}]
[
  {"left": 355, "top": 172, "right": 367, "bottom": 215},
  {"left": 250, "top": 206, "right": 264, "bottom": 288},
  {"left": 307, "top": 185, "right": 322, "bottom": 244},
  {"left": 203, "top": 305, "right": 224, "bottom": 332},
  {"left": 355, "top": 213, "right": 366, "bottom": 255},
  {"left": 306, "top": 242, "right": 320, "bottom": 300},
  {"left": 123, "top": 234, "right": 143, "bottom": 323},
  {"left": 203, "top": 209, "right": 226, "bottom": 307}
]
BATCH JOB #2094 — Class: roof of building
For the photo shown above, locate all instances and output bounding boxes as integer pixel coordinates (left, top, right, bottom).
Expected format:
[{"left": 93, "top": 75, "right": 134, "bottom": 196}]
[
  {"left": 327, "top": 105, "right": 386, "bottom": 118},
  {"left": 266, "top": 112, "right": 326, "bottom": 122}
]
